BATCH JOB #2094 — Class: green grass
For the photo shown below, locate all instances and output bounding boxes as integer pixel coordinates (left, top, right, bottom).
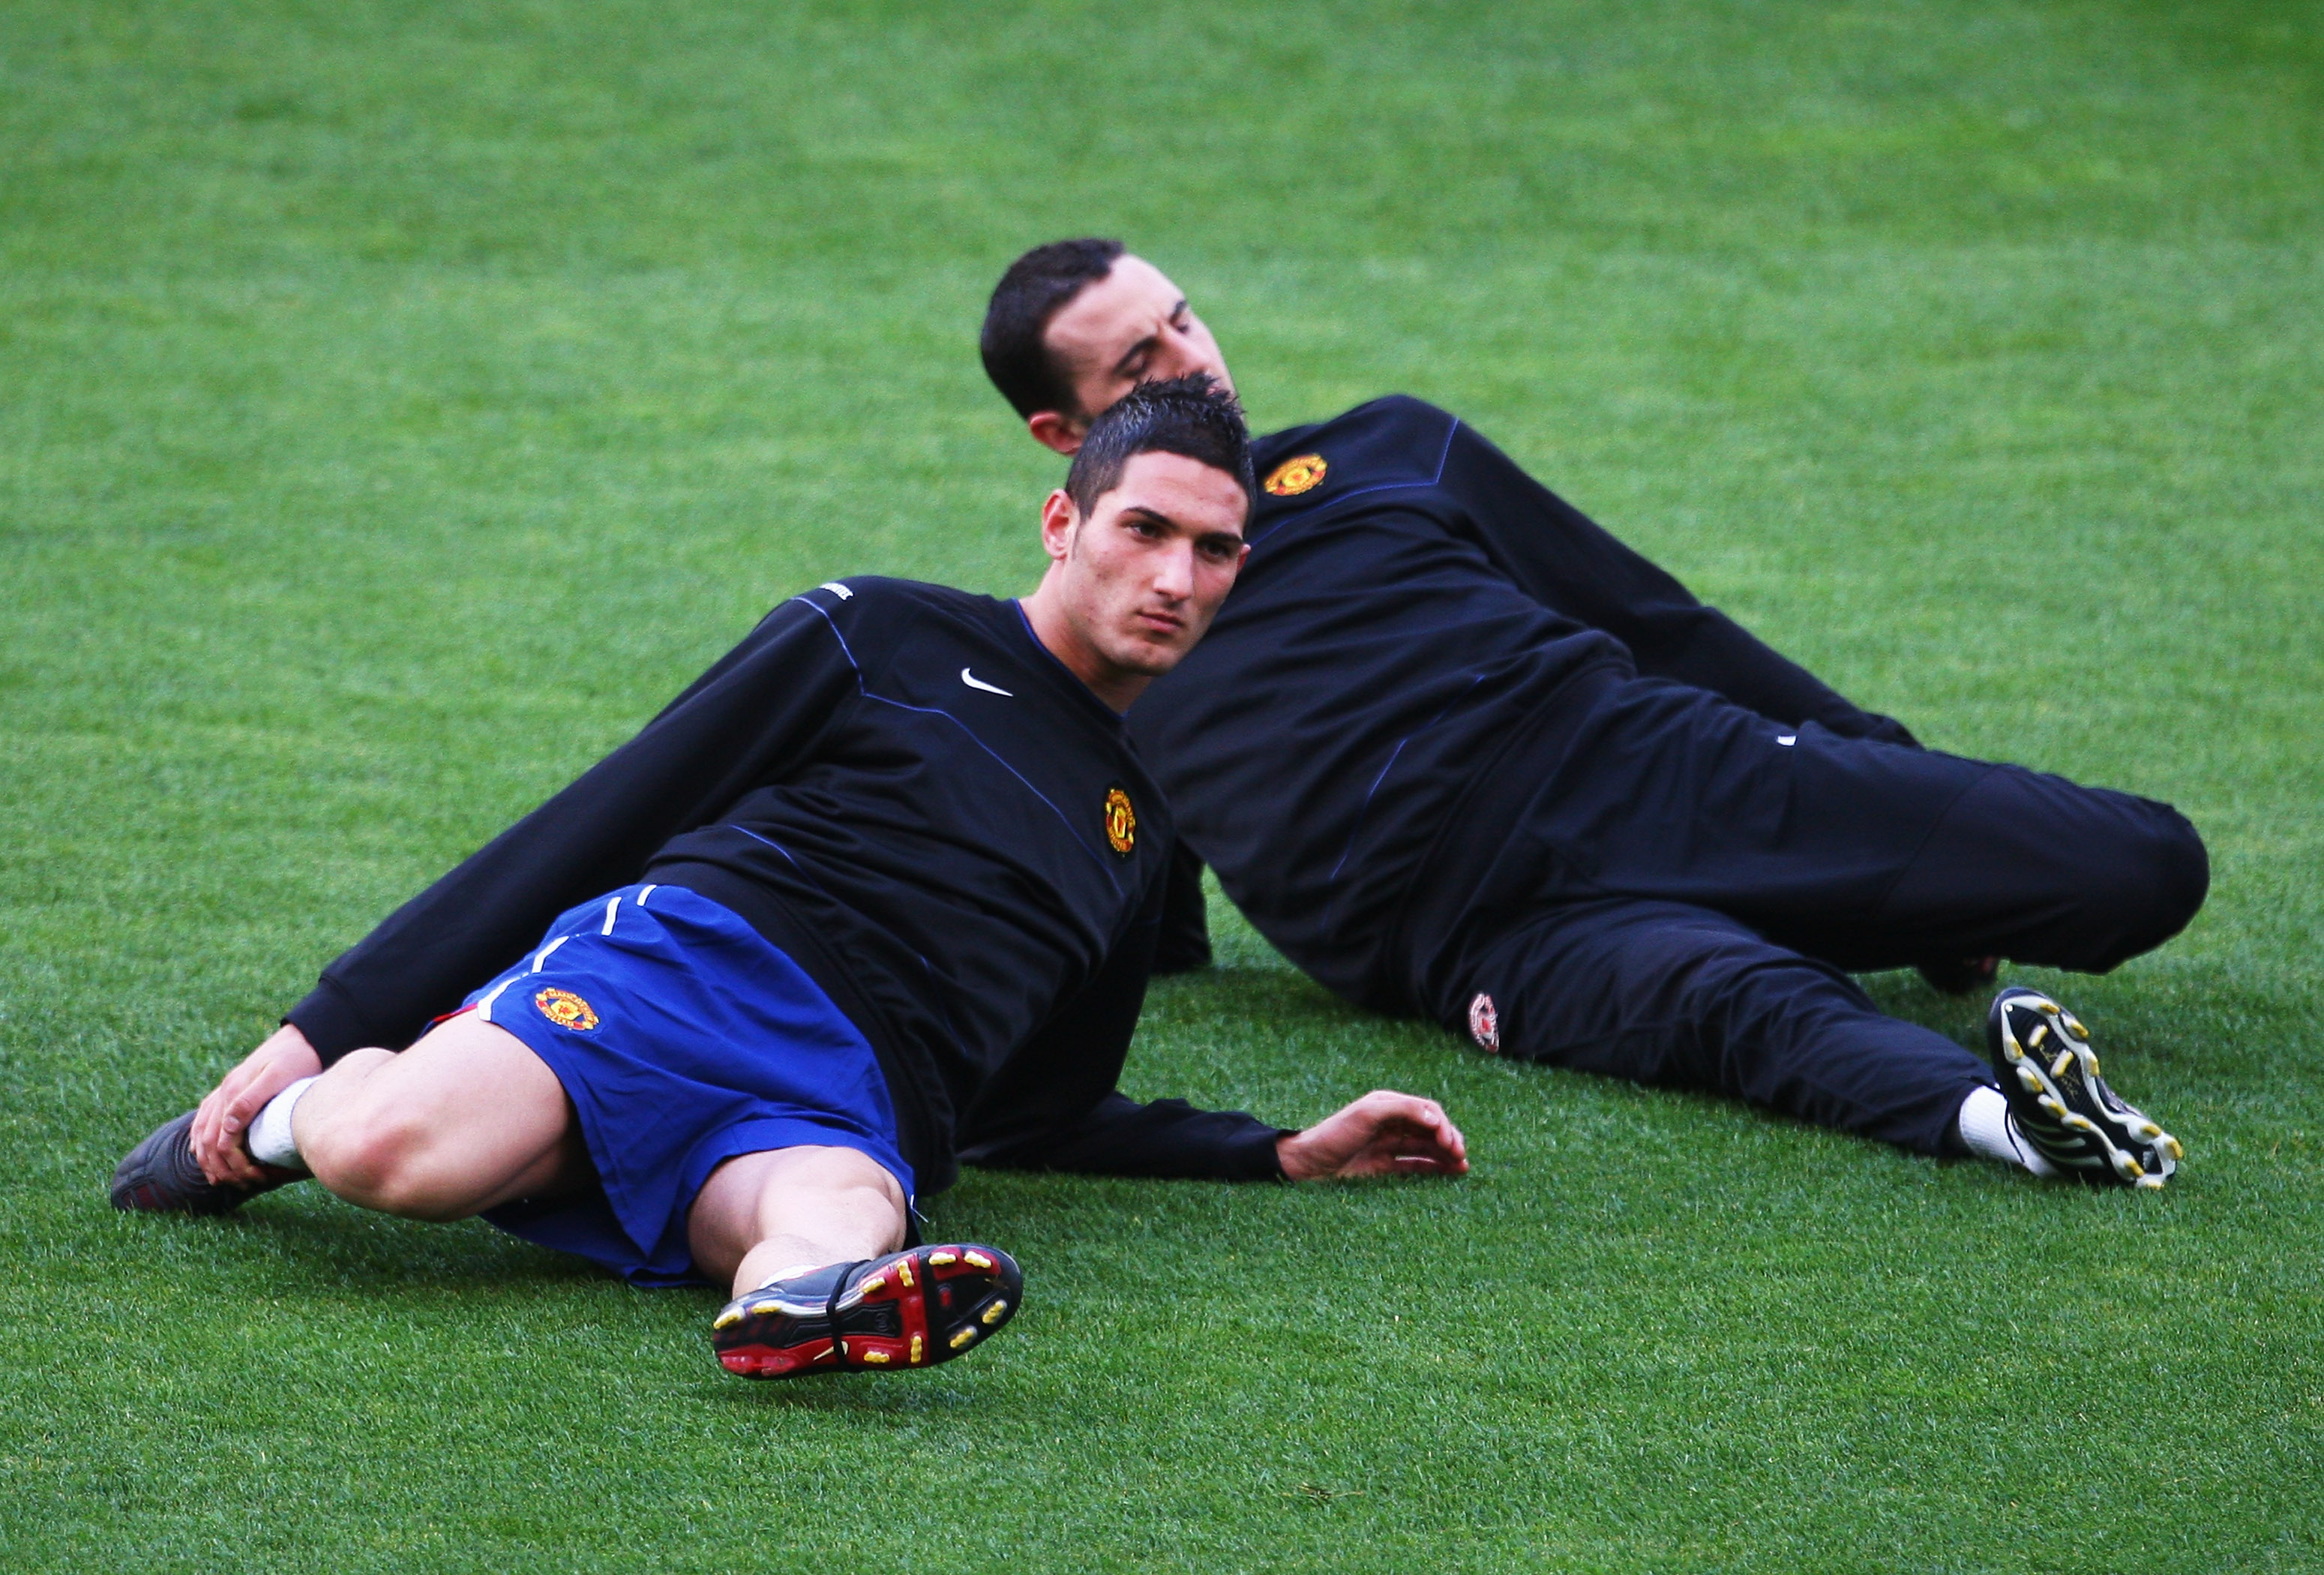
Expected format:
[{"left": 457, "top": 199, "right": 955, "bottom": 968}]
[{"left": 4, "top": 0, "right": 2320, "bottom": 1568}]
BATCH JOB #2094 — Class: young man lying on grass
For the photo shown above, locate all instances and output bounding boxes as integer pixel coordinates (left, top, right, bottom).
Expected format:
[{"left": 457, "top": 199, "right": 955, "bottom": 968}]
[
  {"left": 981, "top": 242, "right": 2196, "bottom": 1190},
  {"left": 112, "top": 376, "right": 1468, "bottom": 1379}
]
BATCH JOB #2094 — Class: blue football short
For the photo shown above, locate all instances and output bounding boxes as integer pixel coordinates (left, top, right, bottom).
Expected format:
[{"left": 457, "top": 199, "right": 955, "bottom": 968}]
[{"left": 460, "top": 882, "right": 912, "bottom": 1288}]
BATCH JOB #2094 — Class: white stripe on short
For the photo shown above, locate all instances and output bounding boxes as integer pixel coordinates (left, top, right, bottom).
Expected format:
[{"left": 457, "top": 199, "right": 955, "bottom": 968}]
[{"left": 474, "top": 974, "right": 519, "bottom": 1023}]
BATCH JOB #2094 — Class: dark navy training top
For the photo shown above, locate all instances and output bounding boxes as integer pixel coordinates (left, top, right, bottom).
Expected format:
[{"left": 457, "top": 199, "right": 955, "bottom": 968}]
[
  {"left": 288, "top": 579, "right": 1284, "bottom": 1193},
  {"left": 1129, "top": 397, "right": 1911, "bottom": 1010}
]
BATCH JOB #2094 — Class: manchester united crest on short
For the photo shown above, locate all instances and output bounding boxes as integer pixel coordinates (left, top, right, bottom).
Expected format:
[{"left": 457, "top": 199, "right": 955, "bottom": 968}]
[
  {"left": 1103, "top": 785, "right": 1136, "bottom": 857},
  {"left": 1467, "top": 992, "right": 1500, "bottom": 1054},
  {"left": 1263, "top": 453, "right": 1328, "bottom": 496},
  {"left": 535, "top": 987, "right": 600, "bottom": 1031}
]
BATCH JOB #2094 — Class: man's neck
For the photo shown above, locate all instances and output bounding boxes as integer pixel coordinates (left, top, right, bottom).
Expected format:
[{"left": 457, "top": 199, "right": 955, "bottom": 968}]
[{"left": 1018, "top": 587, "right": 1147, "bottom": 714}]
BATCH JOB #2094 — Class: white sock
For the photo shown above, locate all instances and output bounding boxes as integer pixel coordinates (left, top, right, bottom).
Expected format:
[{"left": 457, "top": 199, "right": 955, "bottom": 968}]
[
  {"left": 1957, "top": 1084, "right": 2056, "bottom": 1178},
  {"left": 246, "top": 1076, "right": 319, "bottom": 1171}
]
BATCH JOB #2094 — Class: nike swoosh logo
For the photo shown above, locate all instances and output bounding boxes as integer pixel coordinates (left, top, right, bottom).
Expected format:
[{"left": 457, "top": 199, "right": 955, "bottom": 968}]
[{"left": 961, "top": 668, "right": 1013, "bottom": 697}]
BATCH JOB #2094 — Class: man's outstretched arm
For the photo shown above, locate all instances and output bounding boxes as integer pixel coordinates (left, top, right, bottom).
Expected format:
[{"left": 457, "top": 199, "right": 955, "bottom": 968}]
[
  {"left": 1440, "top": 420, "right": 1918, "bottom": 745},
  {"left": 193, "top": 596, "right": 858, "bottom": 1181},
  {"left": 953, "top": 877, "right": 1465, "bottom": 1182},
  {"left": 967, "top": 1086, "right": 1467, "bottom": 1180}
]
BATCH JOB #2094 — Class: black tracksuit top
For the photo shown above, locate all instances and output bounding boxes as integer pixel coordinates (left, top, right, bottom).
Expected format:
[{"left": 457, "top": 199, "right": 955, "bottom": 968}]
[
  {"left": 286, "top": 578, "right": 1284, "bottom": 1195},
  {"left": 1129, "top": 396, "right": 1912, "bottom": 1009}
]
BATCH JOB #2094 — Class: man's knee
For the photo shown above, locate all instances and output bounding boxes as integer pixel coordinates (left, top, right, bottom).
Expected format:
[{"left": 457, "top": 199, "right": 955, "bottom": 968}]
[
  {"left": 1945, "top": 774, "right": 2211, "bottom": 971},
  {"left": 775, "top": 1144, "right": 908, "bottom": 1215},
  {"left": 2108, "top": 805, "right": 2209, "bottom": 962},
  {"left": 303, "top": 1098, "right": 467, "bottom": 1220}
]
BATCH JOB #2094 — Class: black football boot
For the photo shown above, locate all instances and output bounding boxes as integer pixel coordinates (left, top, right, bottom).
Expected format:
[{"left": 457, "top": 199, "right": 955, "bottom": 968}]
[
  {"left": 1987, "top": 987, "right": 2182, "bottom": 1189},
  {"left": 110, "top": 1110, "right": 304, "bottom": 1215},
  {"left": 711, "top": 1243, "right": 1021, "bottom": 1378}
]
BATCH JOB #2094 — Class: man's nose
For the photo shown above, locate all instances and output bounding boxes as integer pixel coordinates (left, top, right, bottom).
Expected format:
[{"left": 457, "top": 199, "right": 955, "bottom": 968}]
[
  {"left": 1156, "top": 329, "right": 1222, "bottom": 385},
  {"left": 1151, "top": 540, "right": 1195, "bottom": 600}
]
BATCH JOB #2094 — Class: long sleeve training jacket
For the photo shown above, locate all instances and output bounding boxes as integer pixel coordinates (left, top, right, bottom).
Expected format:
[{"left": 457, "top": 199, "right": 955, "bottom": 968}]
[
  {"left": 1130, "top": 396, "right": 1914, "bottom": 1009},
  {"left": 286, "top": 578, "right": 1285, "bottom": 1194}
]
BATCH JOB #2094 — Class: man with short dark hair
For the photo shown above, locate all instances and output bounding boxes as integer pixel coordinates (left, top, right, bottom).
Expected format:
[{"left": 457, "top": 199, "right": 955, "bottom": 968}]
[
  {"left": 112, "top": 376, "right": 1469, "bottom": 1379},
  {"left": 981, "top": 243, "right": 2203, "bottom": 1190}
]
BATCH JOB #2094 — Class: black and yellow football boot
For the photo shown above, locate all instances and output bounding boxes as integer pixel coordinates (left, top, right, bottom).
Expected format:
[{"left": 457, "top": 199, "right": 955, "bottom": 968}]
[
  {"left": 1987, "top": 987, "right": 2182, "bottom": 1189},
  {"left": 711, "top": 1244, "right": 1021, "bottom": 1378}
]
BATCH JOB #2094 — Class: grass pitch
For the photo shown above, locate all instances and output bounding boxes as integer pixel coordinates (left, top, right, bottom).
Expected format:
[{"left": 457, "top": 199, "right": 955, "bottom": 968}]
[{"left": 4, "top": 2, "right": 2320, "bottom": 1569}]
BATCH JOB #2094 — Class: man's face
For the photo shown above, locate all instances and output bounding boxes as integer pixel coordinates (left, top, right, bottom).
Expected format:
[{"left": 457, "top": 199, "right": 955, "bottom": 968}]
[
  {"left": 1041, "top": 449, "right": 1251, "bottom": 698},
  {"left": 1039, "top": 256, "right": 1234, "bottom": 446}
]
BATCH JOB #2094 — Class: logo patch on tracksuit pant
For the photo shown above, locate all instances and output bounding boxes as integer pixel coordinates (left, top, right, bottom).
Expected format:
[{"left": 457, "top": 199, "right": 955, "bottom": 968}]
[{"left": 1468, "top": 993, "right": 1500, "bottom": 1053}]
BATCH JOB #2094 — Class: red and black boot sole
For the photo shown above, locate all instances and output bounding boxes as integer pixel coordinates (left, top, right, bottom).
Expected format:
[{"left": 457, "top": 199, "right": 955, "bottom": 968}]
[{"left": 711, "top": 1244, "right": 1021, "bottom": 1378}]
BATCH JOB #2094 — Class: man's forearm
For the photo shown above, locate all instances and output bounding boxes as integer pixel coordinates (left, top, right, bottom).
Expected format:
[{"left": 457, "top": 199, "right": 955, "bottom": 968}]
[{"left": 960, "top": 1092, "right": 1289, "bottom": 1180}]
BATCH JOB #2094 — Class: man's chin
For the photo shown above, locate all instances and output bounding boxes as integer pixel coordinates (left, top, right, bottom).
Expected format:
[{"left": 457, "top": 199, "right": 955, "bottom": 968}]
[{"left": 1111, "top": 634, "right": 1194, "bottom": 680}]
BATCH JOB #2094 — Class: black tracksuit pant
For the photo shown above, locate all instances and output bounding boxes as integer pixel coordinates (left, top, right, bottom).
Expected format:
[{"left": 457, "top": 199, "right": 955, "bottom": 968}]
[{"left": 1402, "top": 671, "right": 2209, "bottom": 1156}]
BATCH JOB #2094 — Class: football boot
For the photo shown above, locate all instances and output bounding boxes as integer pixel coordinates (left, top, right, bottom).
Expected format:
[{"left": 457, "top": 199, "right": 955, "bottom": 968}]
[
  {"left": 1987, "top": 987, "right": 2182, "bottom": 1189},
  {"left": 711, "top": 1243, "right": 1021, "bottom": 1379},
  {"left": 110, "top": 1109, "right": 304, "bottom": 1215}
]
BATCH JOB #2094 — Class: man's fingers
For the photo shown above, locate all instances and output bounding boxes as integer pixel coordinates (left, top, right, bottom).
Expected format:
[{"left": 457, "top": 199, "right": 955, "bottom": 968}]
[
  {"left": 220, "top": 1076, "right": 274, "bottom": 1138},
  {"left": 185, "top": 1026, "right": 324, "bottom": 1185},
  {"left": 190, "top": 1085, "right": 240, "bottom": 1178},
  {"left": 191, "top": 1054, "right": 284, "bottom": 1184},
  {"left": 1348, "top": 1113, "right": 1469, "bottom": 1177},
  {"left": 1343, "top": 1097, "right": 1465, "bottom": 1169},
  {"left": 193, "top": 1099, "right": 263, "bottom": 1185},
  {"left": 1285, "top": 1090, "right": 1468, "bottom": 1180}
]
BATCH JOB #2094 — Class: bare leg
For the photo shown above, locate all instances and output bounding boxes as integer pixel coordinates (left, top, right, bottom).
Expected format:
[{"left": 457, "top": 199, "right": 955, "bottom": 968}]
[
  {"left": 685, "top": 1145, "right": 907, "bottom": 1297},
  {"left": 293, "top": 1013, "right": 589, "bottom": 1221}
]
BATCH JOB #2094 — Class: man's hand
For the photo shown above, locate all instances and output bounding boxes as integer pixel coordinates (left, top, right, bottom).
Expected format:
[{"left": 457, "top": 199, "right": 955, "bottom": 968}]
[
  {"left": 190, "top": 1023, "right": 323, "bottom": 1186},
  {"left": 1276, "top": 1090, "right": 1468, "bottom": 1181}
]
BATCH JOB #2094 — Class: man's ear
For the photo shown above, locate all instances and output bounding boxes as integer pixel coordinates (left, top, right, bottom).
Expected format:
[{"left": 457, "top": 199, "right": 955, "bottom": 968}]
[
  {"left": 1039, "top": 489, "right": 1080, "bottom": 562},
  {"left": 1027, "top": 410, "right": 1085, "bottom": 456}
]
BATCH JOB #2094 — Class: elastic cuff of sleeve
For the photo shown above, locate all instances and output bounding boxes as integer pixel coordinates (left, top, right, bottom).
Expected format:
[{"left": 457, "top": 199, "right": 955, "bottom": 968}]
[
  {"left": 283, "top": 977, "right": 376, "bottom": 1067},
  {"left": 1241, "top": 1126, "right": 1297, "bottom": 1183}
]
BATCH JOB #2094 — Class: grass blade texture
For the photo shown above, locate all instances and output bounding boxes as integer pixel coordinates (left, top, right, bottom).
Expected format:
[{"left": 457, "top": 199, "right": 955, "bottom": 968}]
[{"left": 1, "top": 1, "right": 2318, "bottom": 1570}]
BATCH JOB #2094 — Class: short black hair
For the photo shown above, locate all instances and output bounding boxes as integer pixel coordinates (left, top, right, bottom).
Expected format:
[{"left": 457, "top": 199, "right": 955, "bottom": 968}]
[
  {"left": 981, "top": 238, "right": 1125, "bottom": 418},
  {"left": 1063, "top": 373, "right": 1254, "bottom": 520}
]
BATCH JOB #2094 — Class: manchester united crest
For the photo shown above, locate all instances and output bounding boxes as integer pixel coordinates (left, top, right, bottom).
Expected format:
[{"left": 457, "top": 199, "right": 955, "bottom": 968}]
[
  {"left": 535, "top": 987, "right": 600, "bottom": 1031},
  {"left": 1467, "top": 992, "right": 1500, "bottom": 1054},
  {"left": 1103, "top": 786, "right": 1137, "bottom": 857},
  {"left": 1263, "top": 453, "right": 1328, "bottom": 496}
]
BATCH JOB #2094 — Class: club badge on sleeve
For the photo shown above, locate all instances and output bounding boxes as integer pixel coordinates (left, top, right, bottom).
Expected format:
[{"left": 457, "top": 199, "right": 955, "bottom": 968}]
[
  {"left": 1103, "top": 786, "right": 1137, "bottom": 857},
  {"left": 1263, "top": 454, "right": 1328, "bottom": 496}
]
